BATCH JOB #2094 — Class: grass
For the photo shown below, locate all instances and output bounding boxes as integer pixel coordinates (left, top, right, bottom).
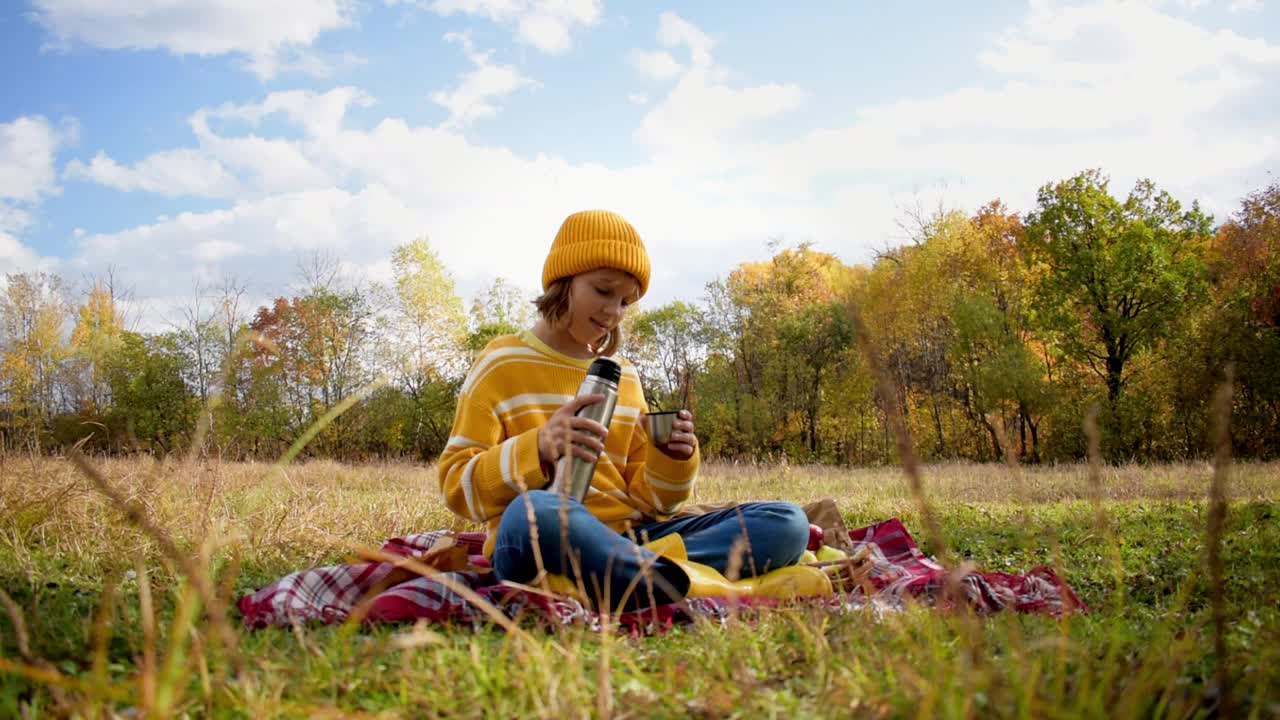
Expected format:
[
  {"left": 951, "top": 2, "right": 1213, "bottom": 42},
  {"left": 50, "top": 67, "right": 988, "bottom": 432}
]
[{"left": 1, "top": 456, "right": 1279, "bottom": 718}]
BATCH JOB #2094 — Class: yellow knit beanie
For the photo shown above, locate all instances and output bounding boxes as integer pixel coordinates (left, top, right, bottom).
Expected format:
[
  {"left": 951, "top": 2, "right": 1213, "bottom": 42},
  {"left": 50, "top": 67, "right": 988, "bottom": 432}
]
[{"left": 541, "top": 210, "right": 651, "bottom": 297}]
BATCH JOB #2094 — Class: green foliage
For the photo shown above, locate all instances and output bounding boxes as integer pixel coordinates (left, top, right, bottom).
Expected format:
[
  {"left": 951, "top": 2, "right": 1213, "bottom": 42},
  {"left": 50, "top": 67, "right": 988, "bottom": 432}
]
[
  {"left": 105, "top": 332, "right": 198, "bottom": 452},
  {"left": 4, "top": 175, "right": 1280, "bottom": 463},
  {"left": 466, "top": 320, "right": 521, "bottom": 355},
  {"left": 1025, "top": 170, "right": 1212, "bottom": 406},
  {"left": 625, "top": 300, "right": 703, "bottom": 410}
]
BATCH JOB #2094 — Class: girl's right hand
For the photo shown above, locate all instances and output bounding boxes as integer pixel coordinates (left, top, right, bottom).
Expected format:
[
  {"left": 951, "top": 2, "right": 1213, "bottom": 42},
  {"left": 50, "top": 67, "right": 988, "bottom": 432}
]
[{"left": 537, "top": 394, "right": 609, "bottom": 466}]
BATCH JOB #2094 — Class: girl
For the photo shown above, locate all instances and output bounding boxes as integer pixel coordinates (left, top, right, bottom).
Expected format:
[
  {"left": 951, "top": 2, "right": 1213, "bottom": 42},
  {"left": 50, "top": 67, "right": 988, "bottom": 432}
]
[{"left": 438, "top": 209, "right": 810, "bottom": 611}]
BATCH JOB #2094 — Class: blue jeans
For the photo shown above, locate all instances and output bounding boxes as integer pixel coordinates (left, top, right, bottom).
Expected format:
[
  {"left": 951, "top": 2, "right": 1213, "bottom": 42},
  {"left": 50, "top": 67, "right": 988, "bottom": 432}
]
[{"left": 492, "top": 490, "right": 810, "bottom": 611}]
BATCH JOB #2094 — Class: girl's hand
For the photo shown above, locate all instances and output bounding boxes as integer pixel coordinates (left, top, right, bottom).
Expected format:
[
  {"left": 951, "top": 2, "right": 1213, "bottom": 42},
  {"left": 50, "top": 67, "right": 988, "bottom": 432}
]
[
  {"left": 538, "top": 394, "right": 609, "bottom": 467},
  {"left": 660, "top": 410, "right": 698, "bottom": 460}
]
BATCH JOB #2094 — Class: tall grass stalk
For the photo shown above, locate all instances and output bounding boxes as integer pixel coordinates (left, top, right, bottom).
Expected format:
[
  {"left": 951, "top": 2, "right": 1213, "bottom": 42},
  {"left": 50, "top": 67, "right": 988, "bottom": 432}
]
[{"left": 1207, "top": 369, "right": 1234, "bottom": 717}]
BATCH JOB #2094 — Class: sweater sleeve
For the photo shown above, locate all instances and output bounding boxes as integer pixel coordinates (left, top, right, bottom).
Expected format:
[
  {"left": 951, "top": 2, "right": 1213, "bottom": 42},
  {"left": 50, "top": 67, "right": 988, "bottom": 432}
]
[
  {"left": 438, "top": 397, "right": 549, "bottom": 523},
  {"left": 622, "top": 413, "right": 700, "bottom": 516}
]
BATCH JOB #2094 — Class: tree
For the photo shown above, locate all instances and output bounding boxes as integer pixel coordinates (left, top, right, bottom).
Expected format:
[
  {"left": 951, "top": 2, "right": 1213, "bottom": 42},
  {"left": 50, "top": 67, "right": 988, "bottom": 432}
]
[
  {"left": 386, "top": 238, "right": 468, "bottom": 383},
  {"left": 1025, "top": 170, "right": 1211, "bottom": 409},
  {"left": 253, "top": 291, "right": 372, "bottom": 406},
  {"left": 950, "top": 292, "right": 1050, "bottom": 460},
  {"left": 466, "top": 276, "right": 533, "bottom": 357},
  {"left": 106, "top": 331, "right": 197, "bottom": 453},
  {"left": 470, "top": 276, "right": 533, "bottom": 330},
  {"left": 68, "top": 279, "right": 126, "bottom": 414},
  {"left": 0, "top": 272, "right": 69, "bottom": 449},
  {"left": 172, "top": 279, "right": 224, "bottom": 403},
  {"left": 1198, "top": 182, "right": 1280, "bottom": 456},
  {"left": 374, "top": 238, "right": 468, "bottom": 457},
  {"left": 626, "top": 301, "right": 704, "bottom": 410},
  {"left": 862, "top": 217, "right": 965, "bottom": 459},
  {"left": 699, "top": 244, "right": 855, "bottom": 460}
]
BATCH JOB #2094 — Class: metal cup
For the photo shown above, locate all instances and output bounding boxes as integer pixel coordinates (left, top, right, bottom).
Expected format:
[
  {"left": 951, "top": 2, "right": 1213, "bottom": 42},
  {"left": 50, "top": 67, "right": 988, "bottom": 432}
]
[{"left": 646, "top": 410, "right": 683, "bottom": 447}]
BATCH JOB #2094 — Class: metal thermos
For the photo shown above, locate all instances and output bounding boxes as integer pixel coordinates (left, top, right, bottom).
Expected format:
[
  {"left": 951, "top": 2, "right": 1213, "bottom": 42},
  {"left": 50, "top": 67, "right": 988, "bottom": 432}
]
[{"left": 549, "top": 357, "right": 621, "bottom": 502}]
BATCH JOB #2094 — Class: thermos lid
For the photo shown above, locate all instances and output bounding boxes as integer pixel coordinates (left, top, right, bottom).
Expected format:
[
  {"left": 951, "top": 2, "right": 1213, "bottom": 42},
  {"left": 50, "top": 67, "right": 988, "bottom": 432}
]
[{"left": 587, "top": 357, "right": 622, "bottom": 384}]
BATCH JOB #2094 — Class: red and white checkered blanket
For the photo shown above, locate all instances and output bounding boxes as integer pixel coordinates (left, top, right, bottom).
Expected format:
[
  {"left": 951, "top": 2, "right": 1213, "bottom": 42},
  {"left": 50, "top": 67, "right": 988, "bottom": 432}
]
[{"left": 236, "top": 518, "right": 1084, "bottom": 634}]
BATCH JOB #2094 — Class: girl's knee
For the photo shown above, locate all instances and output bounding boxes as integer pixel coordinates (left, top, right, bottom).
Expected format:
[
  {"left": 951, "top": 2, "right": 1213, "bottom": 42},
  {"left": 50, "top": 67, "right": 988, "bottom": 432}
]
[
  {"left": 754, "top": 502, "right": 810, "bottom": 568},
  {"left": 503, "top": 490, "right": 579, "bottom": 535}
]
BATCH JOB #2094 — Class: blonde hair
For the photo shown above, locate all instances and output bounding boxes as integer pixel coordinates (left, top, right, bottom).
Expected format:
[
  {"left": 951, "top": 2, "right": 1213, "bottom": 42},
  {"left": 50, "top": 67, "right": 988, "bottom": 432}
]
[{"left": 534, "top": 277, "right": 623, "bottom": 357}]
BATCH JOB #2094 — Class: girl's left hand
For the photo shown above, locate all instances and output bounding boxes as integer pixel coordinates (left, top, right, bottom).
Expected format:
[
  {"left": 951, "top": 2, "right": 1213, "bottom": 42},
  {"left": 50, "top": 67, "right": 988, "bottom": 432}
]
[{"left": 663, "top": 410, "right": 698, "bottom": 460}]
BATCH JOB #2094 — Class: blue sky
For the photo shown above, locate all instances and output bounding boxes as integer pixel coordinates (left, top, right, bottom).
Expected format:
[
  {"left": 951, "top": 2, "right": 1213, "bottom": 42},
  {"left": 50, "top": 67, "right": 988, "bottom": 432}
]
[{"left": 2, "top": 0, "right": 1278, "bottom": 326}]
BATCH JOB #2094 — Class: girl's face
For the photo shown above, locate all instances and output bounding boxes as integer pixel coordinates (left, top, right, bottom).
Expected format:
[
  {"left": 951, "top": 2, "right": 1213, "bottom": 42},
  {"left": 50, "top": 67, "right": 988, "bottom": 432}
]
[{"left": 564, "top": 268, "right": 641, "bottom": 350}]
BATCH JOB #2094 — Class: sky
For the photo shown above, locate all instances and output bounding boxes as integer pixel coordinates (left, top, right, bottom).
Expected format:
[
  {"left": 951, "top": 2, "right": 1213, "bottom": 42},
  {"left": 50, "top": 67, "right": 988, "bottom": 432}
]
[{"left": 1, "top": 0, "right": 1278, "bottom": 328}]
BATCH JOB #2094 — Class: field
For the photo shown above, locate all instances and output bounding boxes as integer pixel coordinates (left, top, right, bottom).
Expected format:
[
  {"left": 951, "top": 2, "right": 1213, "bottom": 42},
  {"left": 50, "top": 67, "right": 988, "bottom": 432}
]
[{"left": 1, "top": 456, "right": 1279, "bottom": 718}]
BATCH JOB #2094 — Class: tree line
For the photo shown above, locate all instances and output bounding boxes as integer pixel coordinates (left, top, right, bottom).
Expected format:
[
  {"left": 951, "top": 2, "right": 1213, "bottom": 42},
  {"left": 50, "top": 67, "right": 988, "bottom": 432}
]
[{"left": 2, "top": 170, "right": 1276, "bottom": 464}]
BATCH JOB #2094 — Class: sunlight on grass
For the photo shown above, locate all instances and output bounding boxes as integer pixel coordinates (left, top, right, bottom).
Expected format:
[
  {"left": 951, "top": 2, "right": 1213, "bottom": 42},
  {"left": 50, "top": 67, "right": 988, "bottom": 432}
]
[{"left": 2, "top": 457, "right": 1279, "bottom": 717}]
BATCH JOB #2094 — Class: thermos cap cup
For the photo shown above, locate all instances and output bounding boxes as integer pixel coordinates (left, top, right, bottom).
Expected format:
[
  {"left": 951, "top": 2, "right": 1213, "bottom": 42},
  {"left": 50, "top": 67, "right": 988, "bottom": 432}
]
[{"left": 646, "top": 410, "right": 681, "bottom": 446}]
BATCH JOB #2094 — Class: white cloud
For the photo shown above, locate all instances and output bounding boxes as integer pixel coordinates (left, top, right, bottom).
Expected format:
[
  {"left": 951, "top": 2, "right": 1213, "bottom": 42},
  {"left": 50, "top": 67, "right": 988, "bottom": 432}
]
[
  {"left": 431, "top": 32, "right": 536, "bottom": 128},
  {"left": 1, "top": 232, "right": 40, "bottom": 272},
  {"left": 628, "top": 49, "right": 682, "bottom": 81},
  {"left": 177, "top": 88, "right": 370, "bottom": 194},
  {"left": 59, "top": 87, "right": 833, "bottom": 309},
  {"left": 65, "top": 150, "right": 241, "bottom": 198},
  {"left": 48, "top": 1, "right": 1280, "bottom": 320},
  {"left": 633, "top": 13, "right": 804, "bottom": 155},
  {"left": 656, "top": 10, "right": 714, "bottom": 65},
  {"left": 1, "top": 116, "right": 69, "bottom": 274},
  {"left": 395, "top": 0, "right": 601, "bottom": 54},
  {"left": 1228, "top": 0, "right": 1263, "bottom": 11},
  {"left": 200, "top": 86, "right": 375, "bottom": 139},
  {"left": 1, "top": 116, "right": 65, "bottom": 204},
  {"left": 0, "top": 205, "right": 33, "bottom": 236},
  {"left": 628, "top": 93, "right": 649, "bottom": 106},
  {"left": 30, "top": 0, "right": 356, "bottom": 79},
  {"left": 62, "top": 88, "right": 375, "bottom": 202},
  {"left": 245, "top": 48, "right": 369, "bottom": 81},
  {"left": 71, "top": 184, "right": 431, "bottom": 299}
]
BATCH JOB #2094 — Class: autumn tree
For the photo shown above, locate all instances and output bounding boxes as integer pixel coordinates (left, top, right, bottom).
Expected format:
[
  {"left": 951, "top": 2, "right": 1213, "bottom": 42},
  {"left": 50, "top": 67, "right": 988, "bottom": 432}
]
[
  {"left": 371, "top": 237, "right": 468, "bottom": 457},
  {"left": 67, "top": 278, "right": 126, "bottom": 414},
  {"left": 0, "top": 272, "right": 68, "bottom": 449},
  {"left": 1194, "top": 182, "right": 1280, "bottom": 456},
  {"left": 246, "top": 284, "right": 375, "bottom": 457},
  {"left": 945, "top": 203, "right": 1050, "bottom": 461},
  {"left": 700, "top": 244, "right": 854, "bottom": 459},
  {"left": 862, "top": 222, "right": 963, "bottom": 458}
]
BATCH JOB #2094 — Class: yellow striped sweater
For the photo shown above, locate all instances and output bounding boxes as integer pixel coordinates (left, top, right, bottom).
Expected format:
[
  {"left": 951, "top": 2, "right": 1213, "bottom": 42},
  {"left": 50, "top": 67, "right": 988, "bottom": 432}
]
[{"left": 438, "top": 330, "right": 700, "bottom": 557}]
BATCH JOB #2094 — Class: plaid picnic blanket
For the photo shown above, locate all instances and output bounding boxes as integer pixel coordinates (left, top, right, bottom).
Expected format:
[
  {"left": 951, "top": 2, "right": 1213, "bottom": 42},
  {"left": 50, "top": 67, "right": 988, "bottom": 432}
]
[{"left": 236, "top": 517, "right": 1084, "bottom": 634}]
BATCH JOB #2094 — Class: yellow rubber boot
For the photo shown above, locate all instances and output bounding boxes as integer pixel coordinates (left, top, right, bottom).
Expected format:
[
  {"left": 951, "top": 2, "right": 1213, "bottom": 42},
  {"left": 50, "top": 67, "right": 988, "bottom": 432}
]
[
  {"left": 642, "top": 534, "right": 833, "bottom": 600},
  {"left": 639, "top": 532, "right": 688, "bottom": 560},
  {"left": 537, "top": 533, "right": 833, "bottom": 604},
  {"left": 537, "top": 532, "right": 690, "bottom": 606},
  {"left": 541, "top": 573, "right": 589, "bottom": 603}
]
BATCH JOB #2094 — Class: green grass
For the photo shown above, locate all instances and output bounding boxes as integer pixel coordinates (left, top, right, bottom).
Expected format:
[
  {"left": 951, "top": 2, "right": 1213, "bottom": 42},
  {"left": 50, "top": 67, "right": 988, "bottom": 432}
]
[{"left": 1, "top": 458, "right": 1279, "bottom": 718}]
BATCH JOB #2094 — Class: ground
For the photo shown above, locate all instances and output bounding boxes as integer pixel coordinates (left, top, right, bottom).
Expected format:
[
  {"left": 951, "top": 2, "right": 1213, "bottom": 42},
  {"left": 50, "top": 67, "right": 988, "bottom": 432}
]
[{"left": 1, "top": 457, "right": 1278, "bottom": 718}]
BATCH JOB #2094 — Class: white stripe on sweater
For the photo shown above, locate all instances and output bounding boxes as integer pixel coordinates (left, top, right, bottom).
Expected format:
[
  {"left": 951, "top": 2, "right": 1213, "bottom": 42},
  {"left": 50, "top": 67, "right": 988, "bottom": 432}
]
[
  {"left": 460, "top": 454, "right": 484, "bottom": 521},
  {"left": 446, "top": 435, "right": 488, "bottom": 451},
  {"left": 645, "top": 469, "right": 695, "bottom": 492},
  {"left": 494, "top": 393, "right": 574, "bottom": 416},
  {"left": 499, "top": 436, "right": 518, "bottom": 492},
  {"left": 462, "top": 347, "right": 546, "bottom": 394}
]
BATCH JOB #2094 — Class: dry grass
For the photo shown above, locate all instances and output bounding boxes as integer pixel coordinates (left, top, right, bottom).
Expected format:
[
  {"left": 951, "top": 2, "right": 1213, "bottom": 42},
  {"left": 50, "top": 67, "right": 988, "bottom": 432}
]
[
  {"left": 4, "top": 457, "right": 1278, "bottom": 582},
  {"left": 2, "top": 456, "right": 1279, "bottom": 718}
]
